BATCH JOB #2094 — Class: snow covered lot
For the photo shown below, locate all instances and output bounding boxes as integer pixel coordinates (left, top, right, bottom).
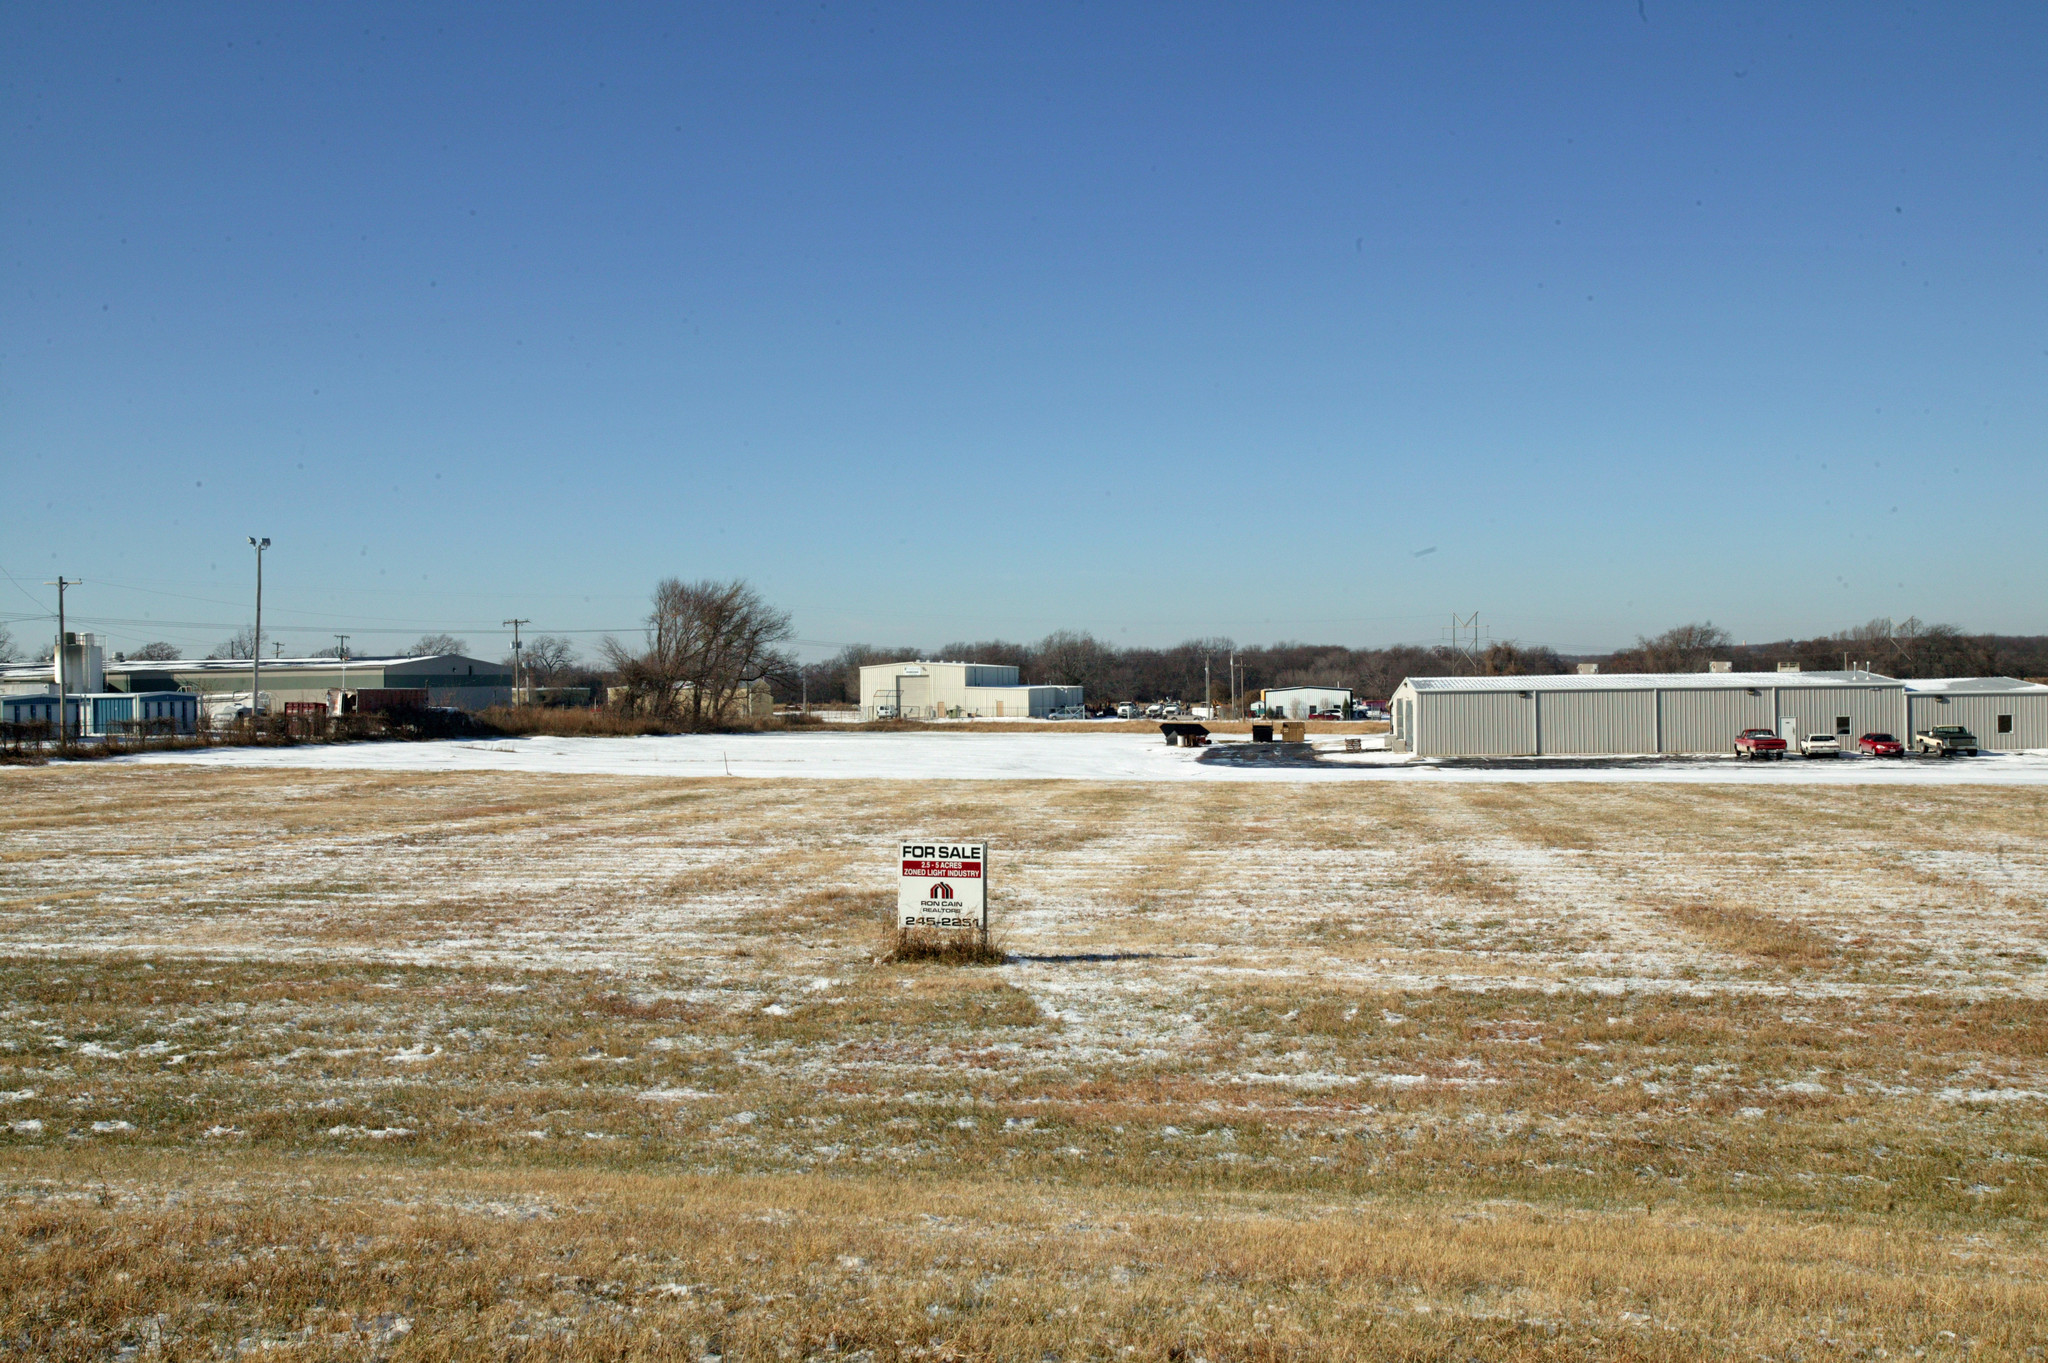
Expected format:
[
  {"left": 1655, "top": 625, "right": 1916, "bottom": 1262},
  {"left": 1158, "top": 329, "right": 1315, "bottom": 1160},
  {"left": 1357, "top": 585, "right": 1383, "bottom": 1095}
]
[
  {"left": 108, "top": 729, "right": 2048, "bottom": 784},
  {"left": 4, "top": 764, "right": 2046, "bottom": 1357}
]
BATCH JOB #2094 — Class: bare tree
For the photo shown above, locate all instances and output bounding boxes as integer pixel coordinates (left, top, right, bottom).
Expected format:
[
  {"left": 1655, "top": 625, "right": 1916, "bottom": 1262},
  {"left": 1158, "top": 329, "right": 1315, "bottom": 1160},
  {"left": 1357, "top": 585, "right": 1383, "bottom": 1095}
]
[
  {"left": 516, "top": 635, "right": 579, "bottom": 685},
  {"left": 601, "top": 579, "right": 794, "bottom": 725},
  {"left": 208, "top": 625, "right": 257, "bottom": 660},
  {"left": 130, "top": 641, "right": 182, "bottom": 661},
  {"left": 407, "top": 634, "right": 469, "bottom": 657},
  {"left": 1618, "top": 622, "right": 1732, "bottom": 673},
  {"left": 1481, "top": 640, "right": 1565, "bottom": 675},
  {"left": 1033, "top": 630, "right": 1122, "bottom": 695},
  {"left": 0, "top": 623, "right": 18, "bottom": 663}
]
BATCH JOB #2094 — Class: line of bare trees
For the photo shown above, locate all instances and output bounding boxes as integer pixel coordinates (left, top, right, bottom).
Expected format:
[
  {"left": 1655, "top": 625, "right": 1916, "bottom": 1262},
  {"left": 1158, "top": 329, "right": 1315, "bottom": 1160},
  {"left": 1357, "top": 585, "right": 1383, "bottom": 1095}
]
[{"left": 781, "top": 619, "right": 2048, "bottom": 708}]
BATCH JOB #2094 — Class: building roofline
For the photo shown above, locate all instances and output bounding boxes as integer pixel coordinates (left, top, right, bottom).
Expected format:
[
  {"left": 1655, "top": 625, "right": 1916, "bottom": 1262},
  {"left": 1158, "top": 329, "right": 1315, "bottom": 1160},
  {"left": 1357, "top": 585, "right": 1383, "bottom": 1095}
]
[
  {"left": 1397, "top": 670, "right": 1898, "bottom": 693},
  {"left": 100, "top": 653, "right": 502, "bottom": 671}
]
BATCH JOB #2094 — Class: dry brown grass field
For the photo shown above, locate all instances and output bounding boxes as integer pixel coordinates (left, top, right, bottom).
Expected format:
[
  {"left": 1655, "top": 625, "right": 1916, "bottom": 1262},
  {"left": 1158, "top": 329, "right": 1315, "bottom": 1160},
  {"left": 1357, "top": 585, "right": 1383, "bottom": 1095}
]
[{"left": 2, "top": 766, "right": 2045, "bottom": 1360}]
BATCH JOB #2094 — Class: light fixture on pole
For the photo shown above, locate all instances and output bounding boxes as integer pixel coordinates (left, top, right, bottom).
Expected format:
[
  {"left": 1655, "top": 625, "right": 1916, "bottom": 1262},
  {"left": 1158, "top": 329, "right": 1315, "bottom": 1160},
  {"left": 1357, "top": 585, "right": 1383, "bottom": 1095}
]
[{"left": 248, "top": 538, "right": 269, "bottom": 727}]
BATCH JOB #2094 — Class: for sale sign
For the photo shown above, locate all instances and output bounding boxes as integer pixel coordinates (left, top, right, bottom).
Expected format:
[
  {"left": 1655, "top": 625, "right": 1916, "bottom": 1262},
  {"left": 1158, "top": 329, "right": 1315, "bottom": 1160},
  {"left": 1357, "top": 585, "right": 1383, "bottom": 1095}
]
[{"left": 898, "top": 841, "right": 987, "bottom": 931}]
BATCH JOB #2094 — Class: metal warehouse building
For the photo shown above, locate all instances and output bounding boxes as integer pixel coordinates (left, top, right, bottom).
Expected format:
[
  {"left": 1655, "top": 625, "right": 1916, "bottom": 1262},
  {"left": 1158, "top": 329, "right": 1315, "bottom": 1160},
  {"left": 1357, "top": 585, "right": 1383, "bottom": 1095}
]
[
  {"left": 1904, "top": 677, "right": 2048, "bottom": 751},
  {"left": 859, "top": 660, "right": 1082, "bottom": 720},
  {"left": 1256, "top": 686, "right": 1353, "bottom": 719},
  {"left": 104, "top": 654, "right": 513, "bottom": 712},
  {"left": 1389, "top": 670, "right": 1906, "bottom": 758},
  {"left": 3, "top": 651, "right": 513, "bottom": 713}
]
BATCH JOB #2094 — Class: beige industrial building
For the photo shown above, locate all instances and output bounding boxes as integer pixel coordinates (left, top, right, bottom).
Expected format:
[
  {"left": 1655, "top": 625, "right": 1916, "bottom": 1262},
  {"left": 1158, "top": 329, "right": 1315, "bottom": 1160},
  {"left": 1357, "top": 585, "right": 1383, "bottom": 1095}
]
[
  {"left": 1255, "top": 685, "right": 1353, "bottom": 719},
  {"left": 858, "top": 660, "right": 1082, "bottom": 720},
  {"left": 607, "top": 678, "right": 776, "bottom": 719}
]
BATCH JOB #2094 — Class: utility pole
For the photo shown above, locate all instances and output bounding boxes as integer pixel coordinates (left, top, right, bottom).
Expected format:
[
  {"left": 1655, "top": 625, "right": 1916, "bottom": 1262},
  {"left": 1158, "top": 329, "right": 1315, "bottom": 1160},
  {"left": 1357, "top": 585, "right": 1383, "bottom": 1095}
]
[
  {"left": 248, "top": 538, "right": 269, "bottom": 727},
  {"left": 1204, "top": 655, "right": 1211, "bottom": 719},
  {"left": 45, "top": 577, "right": 79, "bottom": 747},
  {"left": 335, "top": 635, "right": 350, "bottom": 714},
  {"left": 503, "top": 618, "right": 531, "bottom": 703}
]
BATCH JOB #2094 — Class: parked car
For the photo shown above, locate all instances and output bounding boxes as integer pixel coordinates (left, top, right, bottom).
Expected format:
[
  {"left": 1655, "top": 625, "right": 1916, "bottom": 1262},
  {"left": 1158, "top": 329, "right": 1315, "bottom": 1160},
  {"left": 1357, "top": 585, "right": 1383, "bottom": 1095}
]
[
  {"left": 1116, "top": 703, "right": 1137, "bottom": 719},
  {"left": 1798, "top": 732, "right": 1841, "bottom": 757},
  {"left": 1858, "top": 732, "right": 1904, "bottom": 757},
  {"left": 1734, "top": 728, "right": 1787, "bottom": 759},
  {"left": 1912, "top": 725, "right": 1980, "bottom": 757}
]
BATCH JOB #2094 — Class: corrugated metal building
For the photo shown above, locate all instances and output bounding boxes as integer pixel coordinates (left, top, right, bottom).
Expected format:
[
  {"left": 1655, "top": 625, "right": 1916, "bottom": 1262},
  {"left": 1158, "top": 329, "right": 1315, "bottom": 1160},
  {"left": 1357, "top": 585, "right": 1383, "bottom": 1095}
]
[
  {"left": 1389, "top": 671, "right": 1906, "bottom": 757},
  {"left": 858, "top": 660, "right": 1083, "bottom": 720},
  {"left": 1256, "top": 686, "right": 1353, "bottom": 719},
  {"left": 1904, "top": 677, "right": 2048, "bottom": 751},
  {"left": 0, "top": 691, "right": 197, "bottom": 737},
  {"left": 0, "top": 652, "right": 511, "bottom": 711},
  {"left": 107, "top": 654, "right": 513, "bottom": 712},
  {"left": 1, "top": 694, "right": 88, "bottom": 733}
]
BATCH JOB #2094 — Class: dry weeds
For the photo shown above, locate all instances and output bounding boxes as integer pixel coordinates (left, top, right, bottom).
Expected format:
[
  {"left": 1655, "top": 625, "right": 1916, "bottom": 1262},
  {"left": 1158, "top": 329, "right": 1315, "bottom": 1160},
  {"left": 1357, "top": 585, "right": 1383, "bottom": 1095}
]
[{"left": 2, "top": 766, "right": 2045, "bottom": 1358}]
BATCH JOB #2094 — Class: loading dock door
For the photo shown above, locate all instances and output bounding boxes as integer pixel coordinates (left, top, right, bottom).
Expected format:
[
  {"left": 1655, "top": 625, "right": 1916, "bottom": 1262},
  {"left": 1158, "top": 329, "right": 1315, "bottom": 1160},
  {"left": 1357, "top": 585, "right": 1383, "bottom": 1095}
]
[{"left": 895, "top": 674, "right": 932, "bottom": 718}]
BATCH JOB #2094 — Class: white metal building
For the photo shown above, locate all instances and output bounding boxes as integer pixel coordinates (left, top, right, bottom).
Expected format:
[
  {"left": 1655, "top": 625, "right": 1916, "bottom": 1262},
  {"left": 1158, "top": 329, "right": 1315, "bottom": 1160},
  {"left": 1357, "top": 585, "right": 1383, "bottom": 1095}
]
[
  {"left": 1903, "top": 677, "right": 2048, "bottom": 751},
  {"left": 858, "top": 660, "right": 1083, "bottom": 720},
  {"left": 1256, "top": 686, "right": 1353, "bottom": 719},
  {"left": 0, "top": 632, "right": 108, "bottom": 698},
  {"left": 1389, "top": 671, "right": 1907, "bottom": 757},
  {"left": 0, "top": 650, "right": 511, "bottom": 711}
]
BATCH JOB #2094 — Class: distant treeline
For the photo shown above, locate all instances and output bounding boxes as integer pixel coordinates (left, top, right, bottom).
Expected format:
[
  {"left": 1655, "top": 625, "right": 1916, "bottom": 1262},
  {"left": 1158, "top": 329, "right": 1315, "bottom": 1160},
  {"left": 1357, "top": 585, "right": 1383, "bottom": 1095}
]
[{"left": 782, "top": 619, "right": 2048, "bottom": 708}]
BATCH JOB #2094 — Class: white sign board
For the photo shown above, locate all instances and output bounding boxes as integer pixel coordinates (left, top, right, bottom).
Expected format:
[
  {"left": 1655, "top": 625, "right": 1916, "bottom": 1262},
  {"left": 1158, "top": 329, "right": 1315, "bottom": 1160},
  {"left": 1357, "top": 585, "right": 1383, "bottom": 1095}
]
[{"left": 898, "top": 841, "right": 987, "bottom": 931}]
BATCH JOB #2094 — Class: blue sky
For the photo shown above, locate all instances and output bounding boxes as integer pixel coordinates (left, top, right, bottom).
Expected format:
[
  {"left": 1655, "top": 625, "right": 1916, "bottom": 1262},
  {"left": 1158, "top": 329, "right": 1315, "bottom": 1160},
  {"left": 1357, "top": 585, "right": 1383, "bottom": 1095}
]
[{"left": 4, "top": 2, "right": 2044, "bottom": 662}]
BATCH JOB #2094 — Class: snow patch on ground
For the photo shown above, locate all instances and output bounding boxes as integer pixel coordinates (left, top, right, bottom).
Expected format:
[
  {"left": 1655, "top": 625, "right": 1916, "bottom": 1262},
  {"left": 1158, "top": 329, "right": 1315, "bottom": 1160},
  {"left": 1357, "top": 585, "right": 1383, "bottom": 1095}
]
[{"left": 103, "top": 732, "right": 2048, "bottom": 785}]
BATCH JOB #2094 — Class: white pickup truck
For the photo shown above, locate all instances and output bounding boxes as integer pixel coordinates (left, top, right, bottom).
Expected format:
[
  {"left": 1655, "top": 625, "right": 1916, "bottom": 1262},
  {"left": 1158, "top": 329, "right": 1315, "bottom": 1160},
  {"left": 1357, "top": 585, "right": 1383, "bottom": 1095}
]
[{"left": 1912, "top": 726, "right": 1980, "bottom": 757}]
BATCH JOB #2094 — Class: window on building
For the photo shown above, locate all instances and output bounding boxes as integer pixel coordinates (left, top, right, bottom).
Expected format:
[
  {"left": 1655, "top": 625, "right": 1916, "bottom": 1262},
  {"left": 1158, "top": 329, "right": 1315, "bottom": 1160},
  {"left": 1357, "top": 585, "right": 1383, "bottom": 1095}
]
[
  {"left": 1835, "top": 716, "right": 1851, "bottom": 735},
  {"left": 1998, "top": 714, "right": 2013, "bottom": 734}
]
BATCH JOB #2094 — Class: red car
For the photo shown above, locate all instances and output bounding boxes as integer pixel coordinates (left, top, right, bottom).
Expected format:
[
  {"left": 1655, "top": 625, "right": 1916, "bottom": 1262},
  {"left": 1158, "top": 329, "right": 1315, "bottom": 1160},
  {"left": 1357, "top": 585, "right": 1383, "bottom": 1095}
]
[
  {"left": 1735, "top": 728, "right": 1788, "bottom": 760},
  {"left": 1858, "top": 732, "right": 1904, "bottom": 757}
]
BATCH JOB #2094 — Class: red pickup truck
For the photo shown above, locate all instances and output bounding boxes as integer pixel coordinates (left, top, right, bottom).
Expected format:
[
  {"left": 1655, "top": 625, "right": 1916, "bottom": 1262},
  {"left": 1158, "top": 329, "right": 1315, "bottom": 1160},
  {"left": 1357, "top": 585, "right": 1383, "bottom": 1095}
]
[{"left": 1734, "top": 728, "right": 1788, "bottom": 760}]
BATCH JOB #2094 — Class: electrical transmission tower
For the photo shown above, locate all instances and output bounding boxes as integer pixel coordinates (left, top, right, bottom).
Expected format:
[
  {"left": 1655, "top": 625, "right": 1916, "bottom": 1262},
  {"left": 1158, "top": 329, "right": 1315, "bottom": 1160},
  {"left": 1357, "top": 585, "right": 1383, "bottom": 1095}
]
[{"left": 1443, "top": 611, "right": 1489, "bottom": 673}]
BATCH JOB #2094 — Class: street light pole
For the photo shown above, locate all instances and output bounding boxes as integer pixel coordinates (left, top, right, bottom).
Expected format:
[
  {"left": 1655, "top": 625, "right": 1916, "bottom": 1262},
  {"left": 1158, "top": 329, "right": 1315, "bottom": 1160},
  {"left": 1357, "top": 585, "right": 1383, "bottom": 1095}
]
[
  {"left": 248, "top": 538, "right": 269, "bottom": 728},
  {"left": 45, "top": 577, "right": 79, "bottom": 747}
]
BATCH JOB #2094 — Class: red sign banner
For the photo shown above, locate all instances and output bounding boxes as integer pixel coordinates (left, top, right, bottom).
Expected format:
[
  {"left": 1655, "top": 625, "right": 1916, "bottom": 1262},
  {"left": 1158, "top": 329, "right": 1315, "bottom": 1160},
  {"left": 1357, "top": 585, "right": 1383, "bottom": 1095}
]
[{"left": 901, "top": 859, "right": 982, "bottom": 878}]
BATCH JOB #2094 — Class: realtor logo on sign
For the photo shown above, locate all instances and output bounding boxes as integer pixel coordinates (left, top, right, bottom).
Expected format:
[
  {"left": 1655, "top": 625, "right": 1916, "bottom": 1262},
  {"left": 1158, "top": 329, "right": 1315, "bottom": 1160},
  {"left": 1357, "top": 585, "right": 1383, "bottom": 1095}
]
[{"left": 898, "top": 840, "right": 987, "bottom": 931}]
